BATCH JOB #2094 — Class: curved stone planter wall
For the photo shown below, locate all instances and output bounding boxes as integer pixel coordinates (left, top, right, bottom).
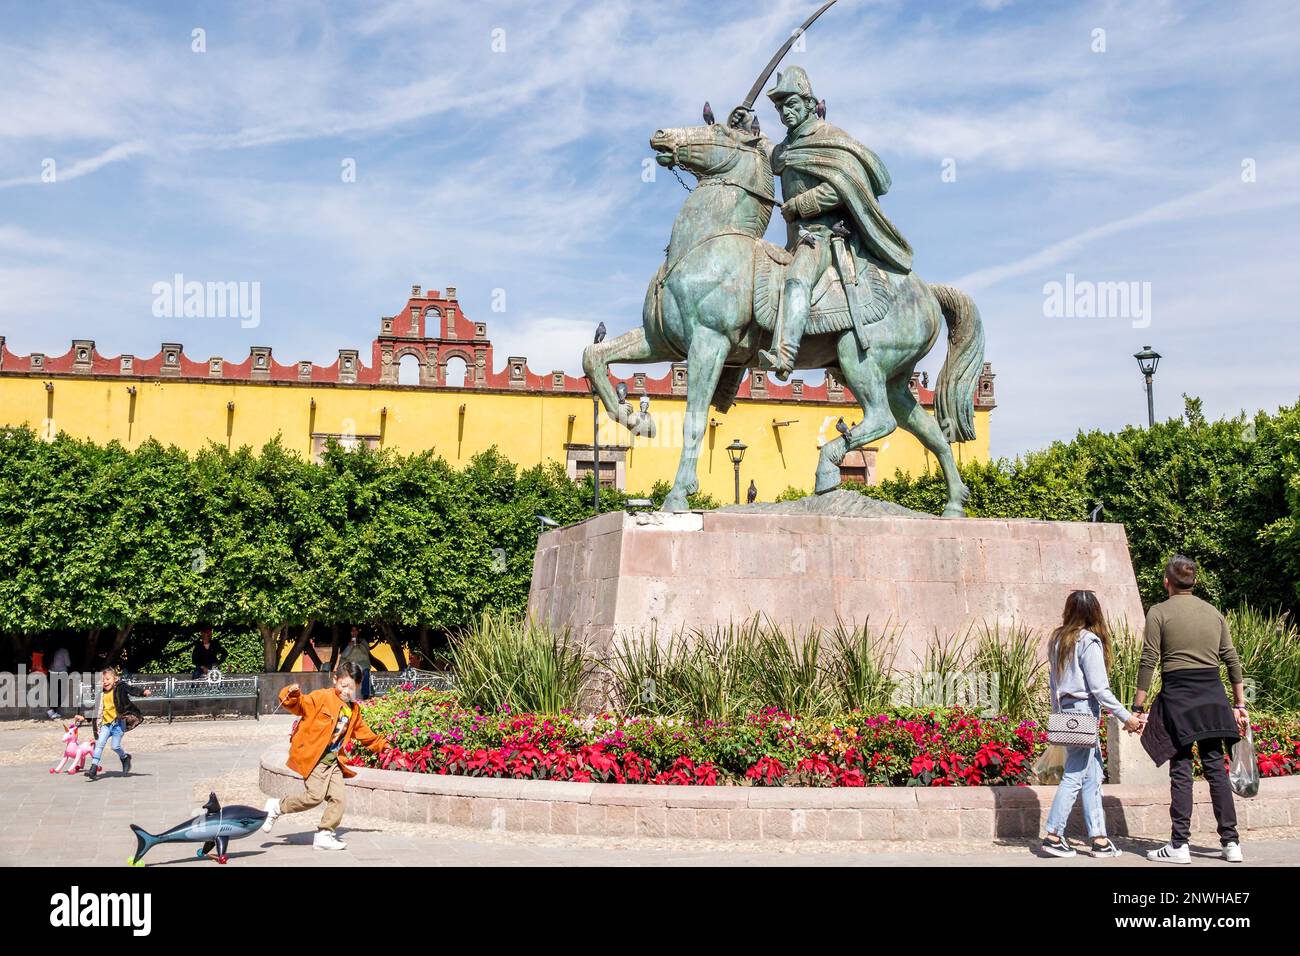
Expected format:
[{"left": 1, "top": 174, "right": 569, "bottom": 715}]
[{"left": 261, "top": 748, "right": 1299, "bottom": 842}]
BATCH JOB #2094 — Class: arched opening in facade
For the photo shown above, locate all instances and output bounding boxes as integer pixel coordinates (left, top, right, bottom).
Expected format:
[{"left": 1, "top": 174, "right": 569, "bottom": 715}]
[{"left": 398, "top": 352, "right": 421, "bottom": 385}]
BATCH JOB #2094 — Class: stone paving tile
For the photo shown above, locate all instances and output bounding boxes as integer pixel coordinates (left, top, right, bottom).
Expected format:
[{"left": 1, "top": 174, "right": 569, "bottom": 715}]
[{"left": 4, "top": 719, "right": 1300, "bottom": 867}]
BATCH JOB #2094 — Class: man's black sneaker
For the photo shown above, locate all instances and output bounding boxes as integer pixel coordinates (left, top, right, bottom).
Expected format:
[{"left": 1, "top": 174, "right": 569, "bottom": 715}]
[{"left": 121, "top": 754, "right": 132, "bottom": 775}]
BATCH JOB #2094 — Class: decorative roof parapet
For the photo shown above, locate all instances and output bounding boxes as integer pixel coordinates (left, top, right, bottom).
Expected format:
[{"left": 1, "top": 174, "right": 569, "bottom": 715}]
[{"left": 0, "top": 284, "right": 989, "bottom": 409}]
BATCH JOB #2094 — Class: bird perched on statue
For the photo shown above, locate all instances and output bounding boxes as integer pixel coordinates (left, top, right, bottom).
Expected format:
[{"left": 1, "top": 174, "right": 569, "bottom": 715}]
[
  {"left": 703, "top": 101, "right": 715, "bottom": 125},
  {"left": 836, "top": 417, "right": 851, "bottom": 442},
  {"left": 594, "top": 322, "right": 606, "bottom": 344},
  {"left": 816, "top": 98, "right": 826, "bottom": 119},
  {"left": 747, "top": 479, "right": 758, "bottom": 504},
  {"left": 616, "top": 381, "right": 628, "bottom": 402}
]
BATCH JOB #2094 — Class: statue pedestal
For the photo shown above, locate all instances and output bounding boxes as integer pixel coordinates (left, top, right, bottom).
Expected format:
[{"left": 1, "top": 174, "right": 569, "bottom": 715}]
[{"left": 527, "top": 508, "right": 1146, "bottom": 662}]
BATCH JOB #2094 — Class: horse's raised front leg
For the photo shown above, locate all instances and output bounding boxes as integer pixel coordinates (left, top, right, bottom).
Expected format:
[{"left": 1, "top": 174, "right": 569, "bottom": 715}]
[
  {"left": 886, "top": 374, "right": 970, "bottom": 517},
  {"left": 815, "top": 334, "right": 896, "bottom": 494},
  {"left": 582, "top": 328, "right": 661, "bottom": 439},
  {"left": 662, "top": 328, "right": 729, "bottom": 512}
]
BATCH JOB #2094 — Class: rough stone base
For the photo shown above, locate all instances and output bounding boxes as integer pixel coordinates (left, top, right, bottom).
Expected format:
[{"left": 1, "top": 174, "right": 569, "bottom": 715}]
[
  {"left": 527, "top": 509, "right": 1146, "bottom": 661},
  {"left": 260, "top": 748, "right": 1298, "bottom": 842}
]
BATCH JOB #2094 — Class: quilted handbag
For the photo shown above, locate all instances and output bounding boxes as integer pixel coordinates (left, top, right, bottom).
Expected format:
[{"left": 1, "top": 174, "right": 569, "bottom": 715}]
[{"left": 1047, "top": 708, "right": 1099, "bottom": 748}]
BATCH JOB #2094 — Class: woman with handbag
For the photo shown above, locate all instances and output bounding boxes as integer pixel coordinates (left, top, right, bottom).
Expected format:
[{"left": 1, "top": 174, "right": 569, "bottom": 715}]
[{"left": 1041, "top": 590, "right": 1142, "bottom": 858}]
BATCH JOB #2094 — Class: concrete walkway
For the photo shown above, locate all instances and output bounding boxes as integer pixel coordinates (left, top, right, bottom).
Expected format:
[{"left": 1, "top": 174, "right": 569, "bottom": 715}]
[{"left": 3, "top": 718, "right": 1297, "bottom": 867}]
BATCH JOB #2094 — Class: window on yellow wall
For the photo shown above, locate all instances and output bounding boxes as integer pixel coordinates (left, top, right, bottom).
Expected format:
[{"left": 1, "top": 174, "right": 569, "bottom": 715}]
[
  {"left": 839, "top": 448, "right": 877, "bottom": 485},
  {"left": 573, "top": 460, "right": 618, "bottom": 489}
]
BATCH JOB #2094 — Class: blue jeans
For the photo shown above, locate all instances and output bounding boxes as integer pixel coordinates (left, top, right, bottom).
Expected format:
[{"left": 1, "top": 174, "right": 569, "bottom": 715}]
[
  {"left": 1044, "top": 698, "right": 1107, "bottom": 840},
  {"left": 91, "top": 718, "right": 128, "bottom": 767}
]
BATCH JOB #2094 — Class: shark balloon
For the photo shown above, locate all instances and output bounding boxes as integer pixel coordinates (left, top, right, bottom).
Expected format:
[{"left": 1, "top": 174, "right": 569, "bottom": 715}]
[{"left": 128, "top": 792, "right": 267, "bottom": 865}]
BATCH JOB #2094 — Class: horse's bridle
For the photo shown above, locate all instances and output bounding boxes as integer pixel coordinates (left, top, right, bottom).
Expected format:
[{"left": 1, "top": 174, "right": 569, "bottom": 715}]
[{"left": 667, "top": 139, "right": 777, "bottom": 208}]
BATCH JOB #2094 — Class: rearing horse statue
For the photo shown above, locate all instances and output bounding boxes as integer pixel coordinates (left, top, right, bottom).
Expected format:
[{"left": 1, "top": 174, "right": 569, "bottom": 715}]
[{"left": 581, "top": 113, "right": 985, "bottom": 517}]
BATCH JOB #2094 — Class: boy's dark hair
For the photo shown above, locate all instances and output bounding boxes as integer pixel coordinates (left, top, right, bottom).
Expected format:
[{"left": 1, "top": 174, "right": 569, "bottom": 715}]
[
  {"left": 1165, "top": 554, "right": 1197, "bottom": 591},
  {"left": 333, "top": 660, "right": 364, "bottom": 683}
]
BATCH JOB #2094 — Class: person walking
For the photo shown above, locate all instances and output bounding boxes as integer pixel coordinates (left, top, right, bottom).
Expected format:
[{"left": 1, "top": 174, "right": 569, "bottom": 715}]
[
  {"left": 1133, "top": 555, "right": 1248, "bottom": 864},
  {"left": 1040, "top": 590, "right": 1142, "bottom": 859}
]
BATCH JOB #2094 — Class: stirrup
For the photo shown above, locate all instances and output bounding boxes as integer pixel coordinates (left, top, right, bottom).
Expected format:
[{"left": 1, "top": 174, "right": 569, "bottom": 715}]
[{"left": 757, "top": 348, "right": 792, "bottom": 382}]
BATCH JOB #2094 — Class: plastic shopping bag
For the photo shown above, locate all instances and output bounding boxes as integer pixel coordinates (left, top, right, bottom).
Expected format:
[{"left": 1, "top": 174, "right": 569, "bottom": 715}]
[
  {"left": 1229, "top": 726, "right": 1260, "bottom": 799},
  {"left": 1033, "top": 745, "right": 1066, "bottom": 786}
]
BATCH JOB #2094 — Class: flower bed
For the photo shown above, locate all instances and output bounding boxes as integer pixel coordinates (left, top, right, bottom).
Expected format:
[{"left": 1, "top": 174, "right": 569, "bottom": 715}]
[
  {"left": 347, "top": 689, "right": 1300, "bottom": 787},
  {"left": 347, "top": 688, "right": 1043, "bottom": 787}
]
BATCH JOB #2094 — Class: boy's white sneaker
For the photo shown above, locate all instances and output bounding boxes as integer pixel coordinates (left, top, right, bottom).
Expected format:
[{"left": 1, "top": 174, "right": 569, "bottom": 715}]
[
  {"left": 313, "top": 829, "right": 347, "bottom": 851},
  {"left": 1147, "top": 842, "right": 1191, "bottom": 864},
  {"left": 1222, "top": 842, "right": 1243, "bottom": 863},
  {"left": 261, "top": 797, "right": 281, "bottom": 833}
]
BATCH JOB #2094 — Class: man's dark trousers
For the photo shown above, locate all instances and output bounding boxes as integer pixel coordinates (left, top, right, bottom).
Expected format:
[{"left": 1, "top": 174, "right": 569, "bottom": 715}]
[{"left": 1169, "top": 737, "right": 1238, "bottom": 847}]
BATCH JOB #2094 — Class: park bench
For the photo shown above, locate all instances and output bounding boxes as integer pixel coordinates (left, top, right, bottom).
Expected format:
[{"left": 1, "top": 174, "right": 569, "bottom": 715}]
[
  {"left": 79, "top": 672, "right": 261, "bottom": 730},
  {"left": 369, "top": 667, "right": 455, "bottom": 697}
]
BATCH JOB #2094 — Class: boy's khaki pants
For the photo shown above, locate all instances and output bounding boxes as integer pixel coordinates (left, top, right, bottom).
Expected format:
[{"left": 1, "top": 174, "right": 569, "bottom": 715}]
[{"left": 281, "top": 759, "right": 346, "bottom": 831}]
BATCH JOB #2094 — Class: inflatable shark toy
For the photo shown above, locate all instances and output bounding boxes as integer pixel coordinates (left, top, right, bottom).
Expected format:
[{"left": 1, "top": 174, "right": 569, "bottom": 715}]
[{"left": 129, "top": 792, "right": 267, "bottom": 865}]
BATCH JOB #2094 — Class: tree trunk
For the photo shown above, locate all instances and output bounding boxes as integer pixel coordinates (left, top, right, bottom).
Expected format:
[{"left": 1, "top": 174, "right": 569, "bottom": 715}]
[
  {"left": 103, "top": 623, "right": 134, "bottom": 671},
  {"left": 258, "top": 624, "right": 282, "bottom": 672},
  {"left": 417, "top": 624, "right": 432, "bottom": 669},
  {"left": 83, "top": 627, "right": 102, "bottom": 671},
  {"left": 378, "top": 621, "right": 407, "bottom": 671},
  {"left": 279, "top": 621, "right": 315, "bottom": 672}
]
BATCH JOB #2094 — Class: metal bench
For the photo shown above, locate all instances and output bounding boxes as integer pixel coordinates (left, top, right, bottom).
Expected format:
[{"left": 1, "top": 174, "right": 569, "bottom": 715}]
[
  {"left": 369, "top": 668, "right": 455, "bottom": 696},
  {"left": 116, "top": 671, "right": 261, "bottom": 723}
]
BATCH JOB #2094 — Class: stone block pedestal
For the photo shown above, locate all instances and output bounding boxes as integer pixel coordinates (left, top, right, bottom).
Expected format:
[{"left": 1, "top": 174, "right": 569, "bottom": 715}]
[{"left": 527, "top": 509, "right": 1146, "bottom": 663}]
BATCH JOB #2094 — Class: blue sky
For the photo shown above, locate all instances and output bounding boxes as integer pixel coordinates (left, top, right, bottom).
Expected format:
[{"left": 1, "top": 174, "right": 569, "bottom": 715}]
[{"left": 1, "top": 0, "right": 1297, "bottom": 457}]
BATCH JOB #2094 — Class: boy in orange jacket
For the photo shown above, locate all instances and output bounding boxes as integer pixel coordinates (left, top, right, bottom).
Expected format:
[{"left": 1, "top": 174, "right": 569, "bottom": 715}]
[{"left": 262, "top": 661, "right": 388, "bottom": 850}]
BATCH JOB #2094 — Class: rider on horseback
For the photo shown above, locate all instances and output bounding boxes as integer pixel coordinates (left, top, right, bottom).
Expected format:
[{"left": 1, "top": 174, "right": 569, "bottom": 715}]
[{"left": 754, "top": 67, "right": 915, "bottom": 381}]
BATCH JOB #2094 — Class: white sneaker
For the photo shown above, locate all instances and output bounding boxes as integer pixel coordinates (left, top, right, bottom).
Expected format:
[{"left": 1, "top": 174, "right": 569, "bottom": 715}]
[
  {"left": 313, "top": 829, "right": 347, "bottom": 851},
  {"left": 1147, "top": 842, "right": 1191, "bottom": 864},
  {"left": 1222, "top": 842, "right": 1243, "bottom": 863},
  {"left": 261, "top": 798, "right": 281, "bottom": 833}
]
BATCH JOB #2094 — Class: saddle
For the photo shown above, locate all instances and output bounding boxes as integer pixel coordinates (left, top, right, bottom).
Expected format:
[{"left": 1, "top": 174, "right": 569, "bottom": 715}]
[{"left": 751, "top": 241, "right": 895, "bottom": 336}]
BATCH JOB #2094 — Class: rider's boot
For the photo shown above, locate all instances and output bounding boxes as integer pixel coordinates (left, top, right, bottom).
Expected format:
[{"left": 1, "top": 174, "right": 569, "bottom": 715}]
[{"left": 758, "top": 278, "right": 810, "bottom": 382}]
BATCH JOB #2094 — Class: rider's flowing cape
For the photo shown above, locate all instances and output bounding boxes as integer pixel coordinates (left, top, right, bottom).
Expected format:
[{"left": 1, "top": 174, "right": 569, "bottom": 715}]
[{"left": 772, "top": 120, "right": 914, "bottom": 274}]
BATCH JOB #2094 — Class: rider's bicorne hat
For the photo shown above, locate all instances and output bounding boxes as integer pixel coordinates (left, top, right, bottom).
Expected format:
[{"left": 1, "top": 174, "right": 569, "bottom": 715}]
[{"left": 766, "top": 65, "right": 814, "bottom": 104}]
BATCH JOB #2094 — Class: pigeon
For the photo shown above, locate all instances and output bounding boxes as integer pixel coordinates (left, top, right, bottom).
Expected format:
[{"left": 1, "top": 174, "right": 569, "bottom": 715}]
[
  {"left": 703, "top": 101, "right": 715, "bottom": 125},
  {"left": 816, "top": 98, "right": 826, "bottom": 119},
  {"left": 747, "top": 479, "right": 758, "bottom": 504},
  {"left": 750, "top": 114, "right": 760, "bottom": 135},
  {"left": 836, "top": 417, "right": 851, "bottom": 442},
  {"left": 593, "top": 322, "right": 606, "bottom": 344},
  {"left": 616, "top": 381, "right": 628, "bottom": 402}
]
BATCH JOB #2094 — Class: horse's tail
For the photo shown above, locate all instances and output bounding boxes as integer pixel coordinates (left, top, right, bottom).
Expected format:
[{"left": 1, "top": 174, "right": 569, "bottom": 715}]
[{"left": 930, "top": 284, "right": 985, "bottom": 444}]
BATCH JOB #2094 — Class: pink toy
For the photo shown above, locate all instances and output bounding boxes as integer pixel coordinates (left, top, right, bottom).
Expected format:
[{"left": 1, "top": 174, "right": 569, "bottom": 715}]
[{"left": 51, "top": 717, "right": 94, "bottom": 774}]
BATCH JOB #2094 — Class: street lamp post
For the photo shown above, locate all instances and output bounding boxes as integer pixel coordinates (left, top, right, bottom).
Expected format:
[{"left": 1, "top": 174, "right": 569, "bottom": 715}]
[
  {"left": 726, "top": 439, "right": 748, "bottom": 504},
  {"left": 1133, "top": 345, "right": 1161, "bottom": 428},
  {"left": 592, "top": 391, "right": 601, "bottom": 512}
]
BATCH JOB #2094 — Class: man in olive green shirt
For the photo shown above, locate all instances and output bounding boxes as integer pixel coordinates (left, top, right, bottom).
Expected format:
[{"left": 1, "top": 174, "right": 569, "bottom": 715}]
[{"left": 1133, "top": 555, "right": 1248, "bottom": 864}]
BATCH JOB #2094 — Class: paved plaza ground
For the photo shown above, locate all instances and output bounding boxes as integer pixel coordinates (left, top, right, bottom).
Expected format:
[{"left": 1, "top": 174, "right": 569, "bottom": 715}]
[{"left": 3, "top": 717, "right": 1297, "bottom": 867}]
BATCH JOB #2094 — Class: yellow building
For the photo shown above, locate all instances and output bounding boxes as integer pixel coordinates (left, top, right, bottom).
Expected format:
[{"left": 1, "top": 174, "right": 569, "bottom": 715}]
[{"left": 0, "top": 283, "right": 996, "bottom": 504}]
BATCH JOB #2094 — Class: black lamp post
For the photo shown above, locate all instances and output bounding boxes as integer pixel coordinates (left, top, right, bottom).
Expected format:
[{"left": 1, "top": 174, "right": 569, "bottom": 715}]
[
  {"left": 1133, "top": 345, "right": 1161, "bottom": 428},
  {"left": 726, "top": 439, "right": 748, "bottom": 504},
  {"left": 589, "top": 325, "right": 607, "bottom": 512}
]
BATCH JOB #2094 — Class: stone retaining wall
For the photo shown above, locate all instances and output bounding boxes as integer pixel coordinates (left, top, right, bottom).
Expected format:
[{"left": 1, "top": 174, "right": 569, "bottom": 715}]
[{"left": 260, "top": 747, "right": 1299, "bottom": 842}]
